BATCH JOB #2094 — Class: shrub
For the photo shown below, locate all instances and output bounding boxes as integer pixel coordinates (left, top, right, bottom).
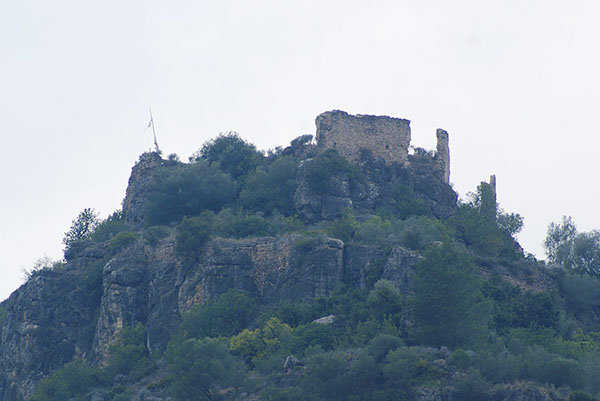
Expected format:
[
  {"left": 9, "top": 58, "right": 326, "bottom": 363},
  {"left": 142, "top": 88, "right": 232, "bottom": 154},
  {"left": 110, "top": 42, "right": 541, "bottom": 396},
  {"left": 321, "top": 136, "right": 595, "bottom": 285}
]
[
  {"left": 91, "top": 210, "right": 127, "bottom": 242},
  {"left": 80, "top": 260, "right": 104, "bottom": 308},
  {"left": 367, "top": 280, "right": 403, "bottom": 323},
  {"left": 238, "top": 156, "right": 297, "bottom": 215},
  {"left": 448, "top": 349, "right": 472, "bottom": 369},
  {"left": 355, "top": 216, "right": 393, "bottom": 245},
  {"left": 214, "top": 210, "right": 269, "bottom": 238},
  {"left": 143, "top": 225, "right": 170, "bottom": 246},
  {"left": 28, "top": 360, "right": 100, "bottom": 401},
  {"left": 0, "top": 306, "right": 7, "bottom": 327},
  {"left": 180, "top": 289, "right": 258, "bottom": 339},
  {"left": 105, "top": 323, "right": 151, "bottom": 380},
  {"left": 366, "top": 334, "right": 405, "bottom": 362},
  {"left": 412, "top": 241, "right": 490, "bottom": 347},
  {"left": 568, "top": 391, "right": 598, "bottom": 401},
  {"left": 108, "top": 231, "right": 138, "bottom": 252},
  {"left": 166, "top": 337, "right": 243, "bottom": 401},
  {"left": 392, "top": 185, "right": 430, "bottom": 219},
  {"left": 191, "top": 132, "right": 264, "bottom": 180},
  {"left": 63, "top": 208, "right": 100, "bottom": 251},
  {"left": 395, "top": 216, "right": 447, "bottom": 251},
  {"left": 175, "top": 214, "right": 214, "bottom": 264},
  {"left": 144, "top": 161, "right": 237, "bottom": 226},
  {"left": 307, "top": 149, "right": 365, "bottom": 195},
  {"left": 325, "top": 209, "right": 358, "bottom": 243},
  {"left": 451, "top": 369, "right": 491, "bottom": 401}
]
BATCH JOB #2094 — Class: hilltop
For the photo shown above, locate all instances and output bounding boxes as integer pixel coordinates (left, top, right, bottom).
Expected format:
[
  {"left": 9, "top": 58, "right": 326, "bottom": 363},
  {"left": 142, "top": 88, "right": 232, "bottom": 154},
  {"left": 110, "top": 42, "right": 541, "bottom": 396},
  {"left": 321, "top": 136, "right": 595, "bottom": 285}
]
[{"left": 1, "top": 111, "right": 598, "bottom": 401}]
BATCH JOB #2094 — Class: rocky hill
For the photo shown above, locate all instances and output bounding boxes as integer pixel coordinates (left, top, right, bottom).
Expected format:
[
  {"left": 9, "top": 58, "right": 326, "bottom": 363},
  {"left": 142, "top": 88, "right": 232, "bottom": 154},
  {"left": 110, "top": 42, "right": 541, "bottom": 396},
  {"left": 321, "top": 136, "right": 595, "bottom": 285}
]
[{"left": 1, "top": 111, "right": 592, "bottom": 401}]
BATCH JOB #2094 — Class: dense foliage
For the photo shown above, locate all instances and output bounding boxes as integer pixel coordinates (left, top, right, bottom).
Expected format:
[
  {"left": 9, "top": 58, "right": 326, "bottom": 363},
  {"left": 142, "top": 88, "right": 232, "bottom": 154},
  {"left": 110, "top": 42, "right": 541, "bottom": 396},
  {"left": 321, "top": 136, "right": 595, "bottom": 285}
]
[
  {"left": 27, "top": 133, "right": 600, "bottom": 401},
  {"left": 546, "top": 216, "right": 600, "bottom": 275}
]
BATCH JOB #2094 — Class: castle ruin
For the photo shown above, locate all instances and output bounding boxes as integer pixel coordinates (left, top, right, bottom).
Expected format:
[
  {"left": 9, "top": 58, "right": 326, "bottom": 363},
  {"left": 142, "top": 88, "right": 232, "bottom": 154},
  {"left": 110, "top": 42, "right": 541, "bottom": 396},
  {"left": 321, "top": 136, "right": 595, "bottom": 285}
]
[{"left": 315, "top": 110, "right": 450, "bottom": 183}]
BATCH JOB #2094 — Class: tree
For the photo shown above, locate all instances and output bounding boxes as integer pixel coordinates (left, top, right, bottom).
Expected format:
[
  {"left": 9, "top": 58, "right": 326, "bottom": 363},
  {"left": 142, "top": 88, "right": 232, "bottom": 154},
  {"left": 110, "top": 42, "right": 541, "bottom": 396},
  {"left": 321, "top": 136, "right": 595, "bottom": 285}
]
[
  {"left": 545, "top": 216, "right": 578, "bottom": 268},
  {"left": 144, "top": 161, "right": 237, "bottom": 225},
  {"left": 544, "top": 216, "right": 600, "bottom": 275},
  {"left": 497, "top": 208, "right": 524, "bottom": 236},
  {"left": 63, "top": 208, "right": 100, "bottom": 250},
  {"left": 238, "top": 156, "right": 297, "bottom": 215},
  {"left": 166, "top": 337, "right": 242, "bottom": 401},
  {"left": 175, "top": 213, "right": 215, "bottom": 264},
  {"left": 412, "top": 241, "right": 489, "bottom": 347},
  {"left": 367, "top": 280, "right": 403, "bottom": 324},
  {"left": 180, "top": 289, "right": 258, "bottom": 338},
  {"left": 192, "top": 132, "right": 264, "bottom": 180}
]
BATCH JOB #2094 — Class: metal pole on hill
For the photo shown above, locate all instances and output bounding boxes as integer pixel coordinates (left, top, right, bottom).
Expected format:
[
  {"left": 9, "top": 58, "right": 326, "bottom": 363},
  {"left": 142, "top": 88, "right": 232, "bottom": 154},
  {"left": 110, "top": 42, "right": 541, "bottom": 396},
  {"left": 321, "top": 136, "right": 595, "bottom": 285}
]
[{"left": 148, "top": 107, "right": 160, "bottom": 154}]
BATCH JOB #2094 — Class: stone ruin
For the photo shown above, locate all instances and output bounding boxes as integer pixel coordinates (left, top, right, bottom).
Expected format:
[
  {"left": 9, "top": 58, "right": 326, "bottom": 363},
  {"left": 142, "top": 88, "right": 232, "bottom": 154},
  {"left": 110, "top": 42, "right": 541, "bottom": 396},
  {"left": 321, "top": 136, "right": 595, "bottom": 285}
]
[{"left": 315, "top": 110, "right": 450, "bottom": 184}]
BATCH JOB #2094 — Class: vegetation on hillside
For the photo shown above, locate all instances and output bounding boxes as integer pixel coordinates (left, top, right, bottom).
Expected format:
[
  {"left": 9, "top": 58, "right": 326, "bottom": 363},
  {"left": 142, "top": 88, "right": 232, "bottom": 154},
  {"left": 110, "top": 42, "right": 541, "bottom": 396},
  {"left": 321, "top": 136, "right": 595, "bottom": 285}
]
[{"left": 25, "top": 133, "right": 600, "bottom": 401}]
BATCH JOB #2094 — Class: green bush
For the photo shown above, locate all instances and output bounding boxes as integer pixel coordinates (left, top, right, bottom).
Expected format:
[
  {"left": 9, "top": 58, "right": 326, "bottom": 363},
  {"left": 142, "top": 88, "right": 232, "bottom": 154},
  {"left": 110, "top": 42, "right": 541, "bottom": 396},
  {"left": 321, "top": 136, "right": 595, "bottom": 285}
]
[
  {"left": 166, "top": 337, "right": 243, "bottom": 401},
  {"left": 143, "top": 225, "right": 170, "bottom": 246},
  {"left": 175, "top": 214, "right": 214, "bottom": 263},
  {"left": 307, "top": 149, "right": 365, "bottom": 195},
  {"left": 80, "top": 260, "right": 104, "bottom": 308},
  {"left": 192, "top": 132, "right": 264, "bottom": 180},
  {"left": 105, "top": 323, "right": 151, "bottom": 380},
  {"left": 448, "top": 349, "right": 472, "bottom": 369},
  {"left": 412, "top": 241, "right": 490, "bottom": 347},
  {"left": 213, "top": 210, "right": 269, "bottom": 238},
  {"left": 63, "top": 208, "right": 100, "bottom": 251},
  {"left": 395, "top": 216, "right": 447, "bottom": 251},
  {"left": 354, "top": 216, "right": 393, "bottom": 245},
  {"left": 290, "top": 323, "right": 336, "bottom": 352},
  {"left": 239, "top": 156, "right": 297, "bottom": 215},
  {"left": 180, "top": 289, "right": 258, "bottom": 339},
  {"left": 367, "top": 280, "right": 403, "bottom": 324},
  {"left": 144, "top": 161, "right": 237, "bottom": 226},
  {"left": 325, "top": 209, "right": 358, "bottom": 243},
  {"left": 366, "top": 334, "right": 405, "bottom": 362},
  {"left": 108, "top": 231, "right": 138, "bottom": 252},
  {"left": 28, "top": 360, "right": 100, "bottom": 401},
  {"left": 392, "top": 184, "right": 430, "bottom": 219},
  {"left": 91, "top": 210, "right": 127, "bottom": 242},
  {"left": 568, "top": 391, "right": 598, "bottom": 401},
  {"left": 451, "top": 369, "right": 491, "bottom": 401},
  {"left": 0, "top": 305, "right": 7, "bottom": 327}
]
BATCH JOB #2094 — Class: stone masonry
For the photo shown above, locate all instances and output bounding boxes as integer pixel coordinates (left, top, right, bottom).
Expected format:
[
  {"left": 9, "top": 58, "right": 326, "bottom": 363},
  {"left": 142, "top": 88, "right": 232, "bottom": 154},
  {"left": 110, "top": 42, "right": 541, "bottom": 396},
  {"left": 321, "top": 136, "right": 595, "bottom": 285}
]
[
  {"left": 315, "top": 110, "right": 451, "bottom": 184},
  {"left": 315, "top": 110, "right": 411, "bottom": 165},
  {"left": 436, "top": 129, "right": 450, "bottom": 184}
]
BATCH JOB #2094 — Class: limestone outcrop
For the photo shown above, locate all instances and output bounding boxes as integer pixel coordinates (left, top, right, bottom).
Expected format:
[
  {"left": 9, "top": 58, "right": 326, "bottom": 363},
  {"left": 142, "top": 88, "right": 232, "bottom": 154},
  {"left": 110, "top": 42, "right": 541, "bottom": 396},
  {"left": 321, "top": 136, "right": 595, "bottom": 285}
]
[{"left": 0, "top": 110, "right": 460, "bottom": 400}]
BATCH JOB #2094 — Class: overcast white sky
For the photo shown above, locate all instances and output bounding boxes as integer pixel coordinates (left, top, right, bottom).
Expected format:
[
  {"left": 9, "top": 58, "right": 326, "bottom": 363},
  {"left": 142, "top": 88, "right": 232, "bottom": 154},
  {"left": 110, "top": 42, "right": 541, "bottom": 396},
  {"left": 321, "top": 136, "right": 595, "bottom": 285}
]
[{"left": 2, "top": 0, "right": 599, "bottom": 301}]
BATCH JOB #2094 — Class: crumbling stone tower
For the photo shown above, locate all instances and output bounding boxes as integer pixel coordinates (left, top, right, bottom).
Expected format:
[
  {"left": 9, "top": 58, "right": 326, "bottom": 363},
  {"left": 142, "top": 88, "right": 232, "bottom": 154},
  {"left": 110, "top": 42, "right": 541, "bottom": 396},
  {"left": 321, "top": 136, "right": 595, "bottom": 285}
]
[
  {"left": 315, "top": 110, "right": 451, "bottom": 184},
  {"left": 315, "top": 110, "right": 411, "bottom": 166},
  {"left": 436, "top": 129, "right": 450, "bottom": 184}
]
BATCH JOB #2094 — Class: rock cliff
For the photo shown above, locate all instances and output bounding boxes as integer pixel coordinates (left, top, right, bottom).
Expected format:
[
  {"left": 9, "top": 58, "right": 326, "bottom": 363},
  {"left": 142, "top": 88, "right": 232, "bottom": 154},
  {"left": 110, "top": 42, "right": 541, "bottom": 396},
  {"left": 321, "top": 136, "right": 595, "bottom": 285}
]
[{"left": 0, "top": 112, "right": 459, "bottom": 400}]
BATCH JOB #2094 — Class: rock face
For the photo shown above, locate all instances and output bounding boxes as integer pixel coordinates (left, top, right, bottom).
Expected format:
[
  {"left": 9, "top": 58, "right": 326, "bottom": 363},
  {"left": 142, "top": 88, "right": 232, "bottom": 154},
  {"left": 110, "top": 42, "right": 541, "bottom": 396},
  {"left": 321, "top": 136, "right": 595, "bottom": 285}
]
[
  {"left": 122, "top": 152, "right": 164, "bottom": 229},
  {"left": 0, "top": 267, "right": 101, "bottom": 400},
  {"left": 0, "top": 111, "right": 459, "bottom": 400},
  {"left": 294, "top": 152, "right": 457, "bottom": 222},
  {"left": 0, "top": 231, "right": 422, "bottom": 400}
]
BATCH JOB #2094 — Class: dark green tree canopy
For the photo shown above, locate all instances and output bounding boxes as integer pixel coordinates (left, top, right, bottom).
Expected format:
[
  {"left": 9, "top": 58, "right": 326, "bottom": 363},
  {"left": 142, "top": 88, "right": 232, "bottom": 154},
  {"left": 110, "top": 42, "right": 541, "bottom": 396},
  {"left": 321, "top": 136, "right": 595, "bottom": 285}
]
[
  {"left": 412, "top": 241, "right": 489, "bottom": 347},
  {"left": 63, "top": 208, "right": 100, "bottom": 249},
  {"left": 145, "top": 160, "right": 237, "bottom": 226},
  {"left": 192, "top": 132, "right": 264, "bottom": 180}
]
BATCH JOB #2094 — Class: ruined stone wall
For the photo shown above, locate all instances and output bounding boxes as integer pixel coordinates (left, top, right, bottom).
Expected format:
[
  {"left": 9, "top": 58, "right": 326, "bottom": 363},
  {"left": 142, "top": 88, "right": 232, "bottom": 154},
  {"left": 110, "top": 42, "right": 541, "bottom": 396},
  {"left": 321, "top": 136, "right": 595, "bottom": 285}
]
[
  {"left": 435, "top": 129, "right": 450, "bottom": 184},
  {"left": 315, "top": 110, "right": 411, "bottom": 165}
]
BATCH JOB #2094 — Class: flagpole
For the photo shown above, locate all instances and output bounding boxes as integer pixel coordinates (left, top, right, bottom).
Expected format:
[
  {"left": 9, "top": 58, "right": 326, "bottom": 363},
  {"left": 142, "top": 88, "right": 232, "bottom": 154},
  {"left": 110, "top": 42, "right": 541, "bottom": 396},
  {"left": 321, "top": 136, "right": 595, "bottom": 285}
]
[{"left": 149, "top": 107, "right": 160, "bottom": 153}]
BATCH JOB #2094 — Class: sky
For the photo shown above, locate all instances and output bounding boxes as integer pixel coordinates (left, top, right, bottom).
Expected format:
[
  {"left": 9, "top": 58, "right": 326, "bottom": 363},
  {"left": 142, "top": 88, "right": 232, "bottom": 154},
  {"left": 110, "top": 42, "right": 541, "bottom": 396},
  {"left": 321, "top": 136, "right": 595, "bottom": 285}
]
[{"left": 2, "top": 0, "right": 600, "bottom": 301}]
